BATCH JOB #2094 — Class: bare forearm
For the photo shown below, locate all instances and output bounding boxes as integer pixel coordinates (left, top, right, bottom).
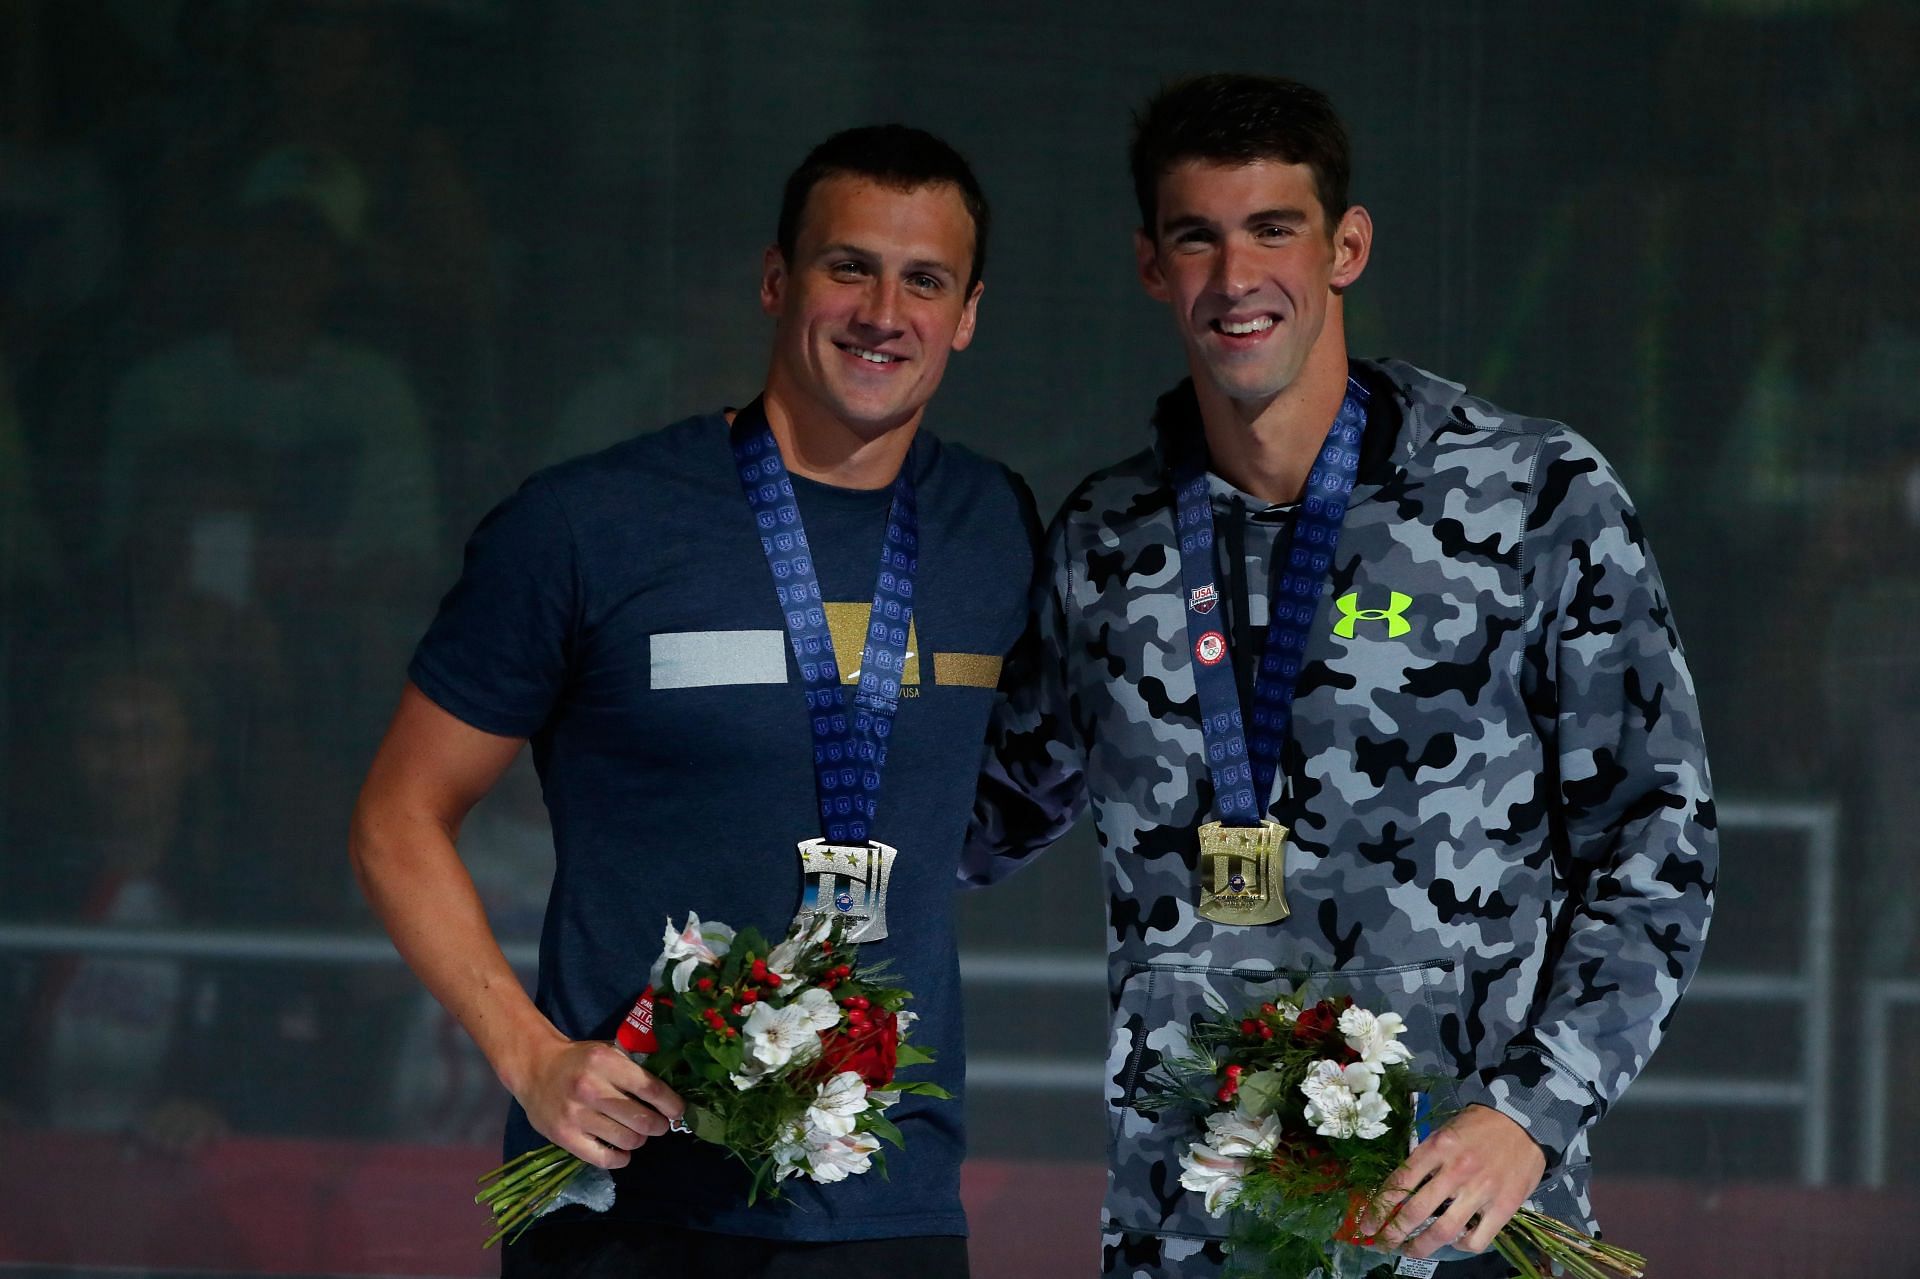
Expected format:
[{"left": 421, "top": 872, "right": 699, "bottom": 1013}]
[{"left": 349, "top": 802, "right": 560, "bottom": 1097}]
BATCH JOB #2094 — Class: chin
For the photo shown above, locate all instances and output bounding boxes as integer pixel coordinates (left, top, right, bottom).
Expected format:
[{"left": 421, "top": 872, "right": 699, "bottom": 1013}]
[
  {"left": 1203, "top": 370, "right": 1286, "bottom": 405},
  {"left": 828, "top": 396, "right": 915, "bottom": 438}
]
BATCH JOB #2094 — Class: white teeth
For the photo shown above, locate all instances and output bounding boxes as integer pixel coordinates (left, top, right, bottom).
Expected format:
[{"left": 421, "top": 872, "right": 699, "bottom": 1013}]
[
  {"left": 1218, "top": 316, "right": 1275, "bottom": 335},
  {"left": 846, "top": 346, "right": 899, "bottom": 364}
]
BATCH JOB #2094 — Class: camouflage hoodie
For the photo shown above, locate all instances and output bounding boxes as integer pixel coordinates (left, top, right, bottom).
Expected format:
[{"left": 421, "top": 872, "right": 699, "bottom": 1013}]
[{"left": 966, "top": 359, "right": 1717, "bottom": 1277}]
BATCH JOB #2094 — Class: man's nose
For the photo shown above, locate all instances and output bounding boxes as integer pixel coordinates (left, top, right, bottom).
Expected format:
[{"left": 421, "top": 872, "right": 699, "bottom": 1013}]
[
  {"left": 1211, "top": 236, "right": 1261, "bottom": 303},
  {"left": 854, "top": 276, "right": 905, "bottom": 334}
]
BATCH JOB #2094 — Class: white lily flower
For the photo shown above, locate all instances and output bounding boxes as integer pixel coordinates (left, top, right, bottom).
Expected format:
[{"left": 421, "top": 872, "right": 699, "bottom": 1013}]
[
  {"left": 651, "top": 912, "right": 736, "bottom": 993},
  {"left": 806, "top": 1070, "right": 871, "bottom": 1137},
  {"left": 1301, "top": 1058, "right": 1394, "bottom": 1140},
  {"left": 868, "top": 1089, "right": 900, "bottom": 1109},
  {"left": 742, "top": 999, "right": 826, "bottom": 1071},
  {"left": 1204, "top": 1102, "right": 1281, "bottom": 1159},
  {"left": 765, "top": 914, "right": 833, "bottom": 983},
  {"left": 791, "top": 985, "right": 843, "bottom": 1033},
  {"left": 1305, "top": 1057, "right": 1384, "bottom": 1098},
  {"left": 771, "top": 1121, "right": 810, "bottom": 1182},
  {"left": 897, "top": 1009, "right": 919, "bottom": 1034},
  {"left": 1178, "top": 1141, "right": 1248, "bottom": 1217},
  {"left": 804, "top": 1130, "right": 880, "bottom": 1183},
  {"left": 1339, "top": 1007, "right": 1413, "bottom": 1070},
  {"left": 1351, "top": 1089, "right": 1393, "bottom": 1141}
]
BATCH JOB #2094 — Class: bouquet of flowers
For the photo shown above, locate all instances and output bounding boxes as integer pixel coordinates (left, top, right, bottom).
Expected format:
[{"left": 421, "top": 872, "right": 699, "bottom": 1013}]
[
  {"left": 1153, "top": 990, "right": 1645, "bottom": 1279},
  {"left": 475, "top": 911, "right": 944, "bottom": 1247}
]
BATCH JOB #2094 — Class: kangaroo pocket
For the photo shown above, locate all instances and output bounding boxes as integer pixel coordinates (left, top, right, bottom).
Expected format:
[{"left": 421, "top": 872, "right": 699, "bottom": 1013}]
[{"left": 1103, "top": 957, "right": 1461, "bottom": 1241}]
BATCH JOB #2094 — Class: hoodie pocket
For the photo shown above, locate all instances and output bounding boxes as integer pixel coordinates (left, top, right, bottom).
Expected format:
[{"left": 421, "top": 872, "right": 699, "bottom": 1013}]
[{"left": 1103, "top": 957, "right": 1460, "bottom": 1241}]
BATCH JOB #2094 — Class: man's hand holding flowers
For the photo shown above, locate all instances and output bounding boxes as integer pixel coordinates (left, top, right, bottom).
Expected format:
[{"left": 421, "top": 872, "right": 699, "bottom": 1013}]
[
  {"left": 1362, "top": 1103, "right": 1547, "bottom": 1261},
  {"left": 506, "top": 1034, "right": 686, "bottom": 1171}
]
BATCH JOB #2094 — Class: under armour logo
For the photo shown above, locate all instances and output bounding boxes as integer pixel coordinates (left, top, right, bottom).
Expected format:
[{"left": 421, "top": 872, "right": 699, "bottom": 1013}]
[{"left": 1332, "top": 590, "right": 1413, "bottom": 639}]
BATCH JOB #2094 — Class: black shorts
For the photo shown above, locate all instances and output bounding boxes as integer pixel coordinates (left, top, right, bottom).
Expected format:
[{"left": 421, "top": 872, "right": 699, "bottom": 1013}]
[{"left": 500, "top": 1217, "right": 970, "bottom": 1279}]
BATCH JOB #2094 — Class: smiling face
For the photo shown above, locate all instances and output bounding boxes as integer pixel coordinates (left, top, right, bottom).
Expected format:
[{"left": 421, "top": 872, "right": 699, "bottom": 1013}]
[
  {"left": 761, "top": 175, "right": 982, "bottom": 442},
  {"left": 1137, "top": 158, "right": 1370, "bottom": 410}
]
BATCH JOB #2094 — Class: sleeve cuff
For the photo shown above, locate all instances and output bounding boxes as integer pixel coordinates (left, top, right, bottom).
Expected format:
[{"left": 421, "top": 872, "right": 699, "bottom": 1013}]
[
  {"left": 1450, "top": 1050, "right": 1599, "bottom": 1172},
  {"left": 406, "top": 654, "right": 549, "bottom": 740}
]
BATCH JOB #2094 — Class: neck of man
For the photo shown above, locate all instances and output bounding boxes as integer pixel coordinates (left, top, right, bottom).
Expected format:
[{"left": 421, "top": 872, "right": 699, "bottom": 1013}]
[
  {"left": 757, "top": 374, "right": 920, "bottom": 491},
  {"left": 1192, "top": 311, "right": 1351, "bottom": 506}
]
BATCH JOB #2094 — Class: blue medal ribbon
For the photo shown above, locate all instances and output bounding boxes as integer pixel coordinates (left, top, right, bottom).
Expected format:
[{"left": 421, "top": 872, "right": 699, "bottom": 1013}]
[
  {"left": 730, "top": 399, "right": 918, "bottom": 845},
  {"left": 1173, "top": 379, "right": 1368, "bottom": 825}
]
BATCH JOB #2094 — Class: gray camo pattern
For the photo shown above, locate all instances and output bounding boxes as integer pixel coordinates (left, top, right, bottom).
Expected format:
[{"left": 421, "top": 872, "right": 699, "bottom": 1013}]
[{"left": 965, "top": 359, "right": 1718, "bottom": 1278}]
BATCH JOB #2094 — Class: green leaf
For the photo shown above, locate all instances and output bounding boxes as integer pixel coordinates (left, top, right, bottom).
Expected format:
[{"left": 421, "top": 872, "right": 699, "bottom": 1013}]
[
  {"left": 886, "top": 1081, "right": 952, "bottom": 1098},
  {"left": 1237, "top": 1069, "right": 1290, "bottom": 1118},
  {"left": 894, "top": 1042, "right": 935, "bottom": 1068},
  {"left": 864, "top": 1113, "right": 905, "bottom": 1148},
  {"left": 690, "top": 1105, "right": 730, "bottom": 1146}
]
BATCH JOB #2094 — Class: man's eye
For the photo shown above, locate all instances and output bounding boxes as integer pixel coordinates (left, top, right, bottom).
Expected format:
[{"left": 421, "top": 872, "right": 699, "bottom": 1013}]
[
  {"left": 830, "top": 261, "right": 867, "bottom": 278},
  {"left": 908, "top": 274, "right": 942, "bottom": 292},
  {"left": 1257, "top": 224, "right": 1295, "bottom": 241}
]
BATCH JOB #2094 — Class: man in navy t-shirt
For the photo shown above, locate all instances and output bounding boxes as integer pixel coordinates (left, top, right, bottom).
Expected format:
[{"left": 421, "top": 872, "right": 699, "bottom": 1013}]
[{"left": 351, "top": 125, "right": 1035, "bottom": 1278}]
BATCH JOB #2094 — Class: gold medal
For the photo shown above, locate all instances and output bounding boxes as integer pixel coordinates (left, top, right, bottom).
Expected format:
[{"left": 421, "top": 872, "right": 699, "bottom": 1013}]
[
  {"left": 1195, "top": 818, "right": 1290, "bottom": 925},
  {"left": 795, "top": 838, "right": 897, "bottom": 943}
]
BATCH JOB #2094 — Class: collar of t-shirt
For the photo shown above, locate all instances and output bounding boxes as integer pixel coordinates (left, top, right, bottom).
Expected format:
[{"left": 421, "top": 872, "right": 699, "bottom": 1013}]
[{"left": 1207, "top": 473, "right": 1295, "bottom": 724}]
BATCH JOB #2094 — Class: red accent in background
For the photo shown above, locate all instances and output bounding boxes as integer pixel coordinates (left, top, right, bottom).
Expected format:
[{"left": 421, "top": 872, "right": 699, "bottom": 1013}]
[{"left": 0, "top": 1133, "right": 1912, "bottom": 1277}]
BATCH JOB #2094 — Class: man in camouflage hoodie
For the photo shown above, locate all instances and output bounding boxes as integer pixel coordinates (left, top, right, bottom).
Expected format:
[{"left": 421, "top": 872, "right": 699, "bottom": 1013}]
[{"left": 965, "top": 75, "right": 1717, "bottom": 1278}]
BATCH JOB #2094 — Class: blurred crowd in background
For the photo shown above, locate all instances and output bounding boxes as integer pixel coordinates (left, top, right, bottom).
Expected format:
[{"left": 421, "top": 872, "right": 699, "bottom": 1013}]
[{"left": 0, "top": 0, "right": 1916, "bottom": 1187}]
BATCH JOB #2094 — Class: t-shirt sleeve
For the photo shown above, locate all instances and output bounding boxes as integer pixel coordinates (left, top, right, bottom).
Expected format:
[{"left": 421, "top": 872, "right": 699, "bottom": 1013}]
[{"left": 408, "top": 473, "right": 579, "bottom": 739}]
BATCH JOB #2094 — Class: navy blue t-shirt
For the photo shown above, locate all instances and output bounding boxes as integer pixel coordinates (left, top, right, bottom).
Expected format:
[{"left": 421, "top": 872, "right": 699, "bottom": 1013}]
[{"left": 409, "top": 412, "right": 1036, "bottom": 1241}]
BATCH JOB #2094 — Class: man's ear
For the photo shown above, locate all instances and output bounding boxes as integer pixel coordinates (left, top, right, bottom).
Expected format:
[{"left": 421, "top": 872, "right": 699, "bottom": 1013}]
[
  {"left": 760, "top": 244, "right": 788, "bottom": 317},
  {"left": 951, "top": 280, "right": 984, "bottom": 352},
  {"left": 1135, "top": 228, "right": 1170, "bottom": 302},
  {"left": 1329, "top": 205, "right": 1373, "bottom": 291}
]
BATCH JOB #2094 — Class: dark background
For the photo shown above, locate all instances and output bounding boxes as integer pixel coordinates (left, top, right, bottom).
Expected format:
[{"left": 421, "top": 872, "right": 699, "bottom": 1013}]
[{"left": 2, "top": 0, "right": 1916, "bottom": 1272}]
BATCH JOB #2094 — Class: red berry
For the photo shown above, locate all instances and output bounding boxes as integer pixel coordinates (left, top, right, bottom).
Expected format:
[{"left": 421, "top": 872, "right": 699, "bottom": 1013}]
[
  {"left": 1260, "top": 1024, "right": 1274, "bottom": 1040},
  {"left": 696, "top": 977, "right": 714, "bottom": 992},
  {"left": 765, "top": 972, "right": 783, "bottom": 987}
]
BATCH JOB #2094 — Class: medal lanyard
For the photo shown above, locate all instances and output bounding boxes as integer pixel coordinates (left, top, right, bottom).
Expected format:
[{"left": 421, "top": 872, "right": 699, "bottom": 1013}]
[
  {"left": 730, "top": 399, "right": 918, "bottom": 845},
  {"left": 1173, "top": 379, "right": 1367, "bottom": 826}
]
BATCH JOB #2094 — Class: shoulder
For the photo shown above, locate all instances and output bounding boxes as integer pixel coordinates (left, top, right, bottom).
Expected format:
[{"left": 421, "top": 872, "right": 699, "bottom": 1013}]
[
  {"left": 1368, "top": 358, "right": 1619, "bottom": 490},
  {"left": 532, "top": 411, "right": 734, "bottom": 512},
  {"left": 1051, "top": 446, "right": 1168, "bottom": 542},
  {"left": 917, "top": 433, "right": 1043, "bottom": 544},
  {"left": 922, "top": 434, "right": 1023, "bottom": 502}
]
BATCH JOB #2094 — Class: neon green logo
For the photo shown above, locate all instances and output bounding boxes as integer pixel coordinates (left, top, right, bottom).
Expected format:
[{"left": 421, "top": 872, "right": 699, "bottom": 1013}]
[{"left": 1333, "top": 590, "right": 1413, "bottom": 639}]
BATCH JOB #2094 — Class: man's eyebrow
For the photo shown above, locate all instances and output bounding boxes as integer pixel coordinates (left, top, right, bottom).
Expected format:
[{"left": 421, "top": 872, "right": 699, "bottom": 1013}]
[
  {"left": 1159, "top": 213, "right": 1216, "bottom": 237},
  {"left": 813, "top": 244, "right": 960, "bottom": 279},
  {"left": 1161, "top": 208, "right": 1314, "bottom": 236},
  {"left": 814, "top": 242, "right": 878, "bottom": 261},
  {"left": 1244, "top": 207, "right": 1311, "bottom": 226},
  {"left": 903, "top": 256, "right": 960, "bottom": 280}
]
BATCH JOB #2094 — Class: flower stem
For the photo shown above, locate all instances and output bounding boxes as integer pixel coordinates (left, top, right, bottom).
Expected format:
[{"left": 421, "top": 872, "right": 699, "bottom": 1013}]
[
  {"left": 479, "top": 1155, "right": 587, "bottom": 1249},
  {"left": 1496, "top": 1209, "right": 1646, "bottom": 1279}
]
